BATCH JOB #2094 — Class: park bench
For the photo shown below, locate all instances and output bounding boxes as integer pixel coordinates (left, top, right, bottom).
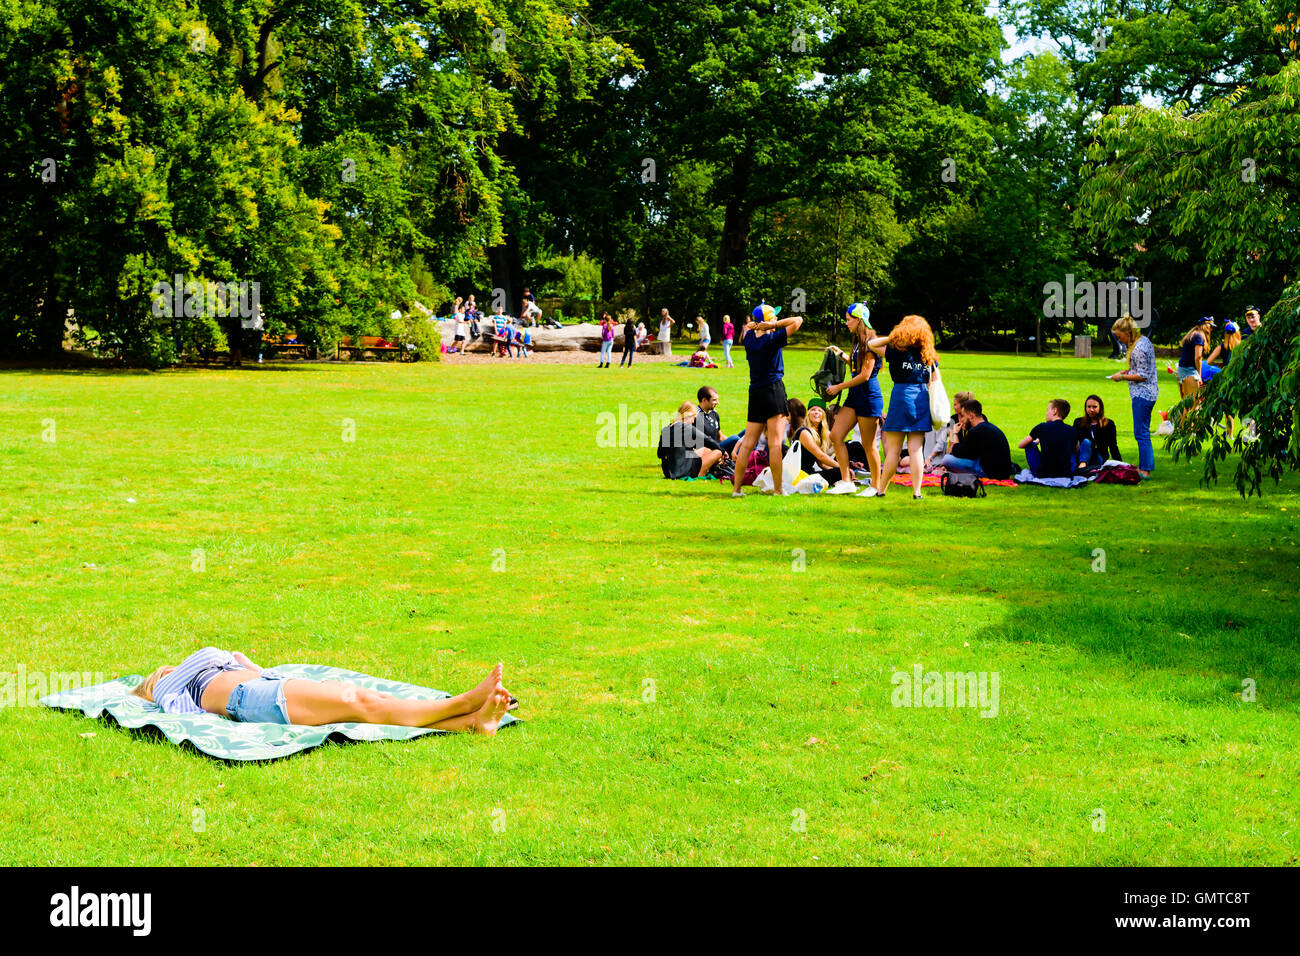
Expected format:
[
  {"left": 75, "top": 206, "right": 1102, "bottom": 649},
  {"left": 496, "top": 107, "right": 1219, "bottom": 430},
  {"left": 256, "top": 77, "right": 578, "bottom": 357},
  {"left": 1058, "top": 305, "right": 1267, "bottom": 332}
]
[
  {"left": 337, "top": 335, "right": 413, "bottom": 361},
  {"left": 262, "top": 333, "right": 310, "bottom": 358}
]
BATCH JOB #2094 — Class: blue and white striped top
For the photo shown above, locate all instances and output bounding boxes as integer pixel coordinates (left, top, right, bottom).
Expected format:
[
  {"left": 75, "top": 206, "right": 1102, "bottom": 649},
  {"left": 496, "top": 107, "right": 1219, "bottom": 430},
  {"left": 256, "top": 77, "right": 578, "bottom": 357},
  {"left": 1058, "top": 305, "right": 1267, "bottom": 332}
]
[{"left": 149, "top": 647, "right": 245, "bottom": 715}]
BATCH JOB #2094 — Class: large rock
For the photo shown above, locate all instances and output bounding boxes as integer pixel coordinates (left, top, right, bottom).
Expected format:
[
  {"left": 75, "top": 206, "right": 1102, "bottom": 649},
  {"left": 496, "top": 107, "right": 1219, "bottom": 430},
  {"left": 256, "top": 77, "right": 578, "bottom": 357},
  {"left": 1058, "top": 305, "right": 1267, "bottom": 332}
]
[{"left": 439, "top": 320, "right": 631, "bottom": 353}]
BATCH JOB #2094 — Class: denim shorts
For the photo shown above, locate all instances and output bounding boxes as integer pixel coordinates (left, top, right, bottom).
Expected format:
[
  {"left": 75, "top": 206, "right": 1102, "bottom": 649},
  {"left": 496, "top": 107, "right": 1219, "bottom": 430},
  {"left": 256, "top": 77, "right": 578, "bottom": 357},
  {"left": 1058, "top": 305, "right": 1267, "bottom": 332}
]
[
  {"left": 226, "top": 674, "right": 291, "bottom": 724},
  {"left": 1176, "top": 365, "right": 1201, "bottom": 382}
]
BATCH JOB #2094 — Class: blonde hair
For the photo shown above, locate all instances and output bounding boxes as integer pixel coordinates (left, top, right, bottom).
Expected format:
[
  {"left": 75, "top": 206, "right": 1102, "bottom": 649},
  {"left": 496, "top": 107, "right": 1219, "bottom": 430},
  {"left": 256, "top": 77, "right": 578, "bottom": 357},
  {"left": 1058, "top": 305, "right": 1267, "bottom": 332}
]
[
  {"left": 672, "top": 402, "right": 697, "bottom": 423},
  {"left": 1112, "top": 315, "right": 1143, "bottom": 371},
  {"left": 1181, "top": 320, "right": 1212, "bottom": 346},
  {"left": 888, "top": 315, "right": 939, "bottom": 367},
  {"left": 806, "top": 407, "right": 832, "bottom": 453},
  {"left": 1225, "top": 328, "right": 1241, "bottom": 351}
]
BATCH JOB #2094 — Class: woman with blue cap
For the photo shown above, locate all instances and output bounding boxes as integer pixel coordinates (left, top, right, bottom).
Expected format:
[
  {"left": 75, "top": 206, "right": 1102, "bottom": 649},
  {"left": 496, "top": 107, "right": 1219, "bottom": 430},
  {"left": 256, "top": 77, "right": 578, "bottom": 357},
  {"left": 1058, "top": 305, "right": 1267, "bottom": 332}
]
[
  {"left": 729, "top": 303, "right": 804, "bottom": 497},
  {"left": 824, "top": 302, "right": 884, "bottom": 494}
]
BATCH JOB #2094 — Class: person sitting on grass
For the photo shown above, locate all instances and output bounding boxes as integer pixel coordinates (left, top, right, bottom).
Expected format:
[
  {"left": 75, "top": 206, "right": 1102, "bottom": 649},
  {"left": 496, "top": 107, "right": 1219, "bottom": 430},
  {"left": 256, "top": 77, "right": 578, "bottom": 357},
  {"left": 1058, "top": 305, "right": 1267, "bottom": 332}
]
[
  {"left": 658, "top": 402, "right": 724, "bottom": 480},
  {"left": 1018, "top": 399, "right": 1079, "bottom": 478},
  {"left": 131, "top": 647, "right": 513, "bottom": 736},
  {"left": 786, "top": 397, "right": 841, "bottom": 484},
  {"left": 1073, "top": 394, "right": 1120, "bottom": 470},
  {"left": 940, "top": 399, "right": 1015, "bottom": 479},
  {"left": 696, "top": 386, "right": 722, "bottom": 445}
]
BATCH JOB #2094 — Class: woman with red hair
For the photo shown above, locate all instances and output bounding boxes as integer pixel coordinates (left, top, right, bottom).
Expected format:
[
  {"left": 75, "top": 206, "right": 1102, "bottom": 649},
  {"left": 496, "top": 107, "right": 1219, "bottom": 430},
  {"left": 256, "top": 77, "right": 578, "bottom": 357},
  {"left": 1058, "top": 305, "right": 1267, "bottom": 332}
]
[{"left": 860, "top": 315, "right": 939, "bottom": 500}]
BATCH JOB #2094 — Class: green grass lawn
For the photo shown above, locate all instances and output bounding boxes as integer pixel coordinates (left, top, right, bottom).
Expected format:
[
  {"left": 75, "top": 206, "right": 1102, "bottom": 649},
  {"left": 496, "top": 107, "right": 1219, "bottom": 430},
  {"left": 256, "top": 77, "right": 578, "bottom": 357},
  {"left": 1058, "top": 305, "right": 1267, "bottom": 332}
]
[{"left": 1, "top": 349, "right": 1297, "bottom": 865}]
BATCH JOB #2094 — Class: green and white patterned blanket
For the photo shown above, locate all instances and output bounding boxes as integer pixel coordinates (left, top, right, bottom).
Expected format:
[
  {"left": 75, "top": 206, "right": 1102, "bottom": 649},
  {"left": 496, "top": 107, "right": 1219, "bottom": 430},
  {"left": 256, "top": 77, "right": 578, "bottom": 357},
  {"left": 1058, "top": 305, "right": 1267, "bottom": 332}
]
[{"left": 39, "top": 662, "right": 518, "bottom": 762}]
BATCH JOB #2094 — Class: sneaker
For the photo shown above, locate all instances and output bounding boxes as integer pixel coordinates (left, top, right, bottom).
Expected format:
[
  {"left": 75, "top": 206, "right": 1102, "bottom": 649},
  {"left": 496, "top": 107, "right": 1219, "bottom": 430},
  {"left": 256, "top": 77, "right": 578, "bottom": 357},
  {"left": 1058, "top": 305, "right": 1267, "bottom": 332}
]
[
  {"left": 731, "top": 490, "right": 745, "bottom": 498},
  {"left": 856, "top": 485, "right": 881, "bottom": 498},
  {"left": 827, "top": 479, "right": 857, "bottom": 495}
]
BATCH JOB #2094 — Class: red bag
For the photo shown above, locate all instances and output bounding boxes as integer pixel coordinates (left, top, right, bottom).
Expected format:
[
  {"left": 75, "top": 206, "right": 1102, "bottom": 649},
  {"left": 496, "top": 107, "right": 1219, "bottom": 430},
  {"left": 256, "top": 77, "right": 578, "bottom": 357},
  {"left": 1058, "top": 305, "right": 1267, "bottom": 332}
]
[
  {"left": 1095, "top": 462, "right": 1141, "bottom": 484},
  {"left": 741, "top": 449, "right": 769, "bottom": 487}
]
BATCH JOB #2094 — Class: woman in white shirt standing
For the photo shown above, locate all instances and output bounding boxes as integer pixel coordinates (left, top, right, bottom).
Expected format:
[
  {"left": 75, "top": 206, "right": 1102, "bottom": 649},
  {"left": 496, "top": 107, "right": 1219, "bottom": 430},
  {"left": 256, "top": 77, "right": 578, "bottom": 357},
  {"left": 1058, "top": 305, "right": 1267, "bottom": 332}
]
[{"left": 658, "top": 308, "right": 675, "bottom": 355}]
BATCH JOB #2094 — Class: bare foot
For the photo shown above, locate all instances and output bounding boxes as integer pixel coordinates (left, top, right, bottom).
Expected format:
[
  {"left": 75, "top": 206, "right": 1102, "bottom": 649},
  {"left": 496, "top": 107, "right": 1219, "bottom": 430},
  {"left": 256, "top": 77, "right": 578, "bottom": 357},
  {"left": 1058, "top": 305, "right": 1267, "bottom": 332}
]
[
  {"left": 471, "top": 688, "right": 510, "bottom": 737},
  {"left": 464, "top": 663, "right": 504, "bottom": 710}
]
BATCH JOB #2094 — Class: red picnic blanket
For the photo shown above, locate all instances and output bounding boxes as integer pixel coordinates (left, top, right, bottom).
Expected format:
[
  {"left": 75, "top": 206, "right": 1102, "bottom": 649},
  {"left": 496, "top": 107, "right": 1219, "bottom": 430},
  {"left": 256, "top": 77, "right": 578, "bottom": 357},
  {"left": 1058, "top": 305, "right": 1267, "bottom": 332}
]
[{"left": 889, "top": 474, "right": 1017, "bottom": 488}]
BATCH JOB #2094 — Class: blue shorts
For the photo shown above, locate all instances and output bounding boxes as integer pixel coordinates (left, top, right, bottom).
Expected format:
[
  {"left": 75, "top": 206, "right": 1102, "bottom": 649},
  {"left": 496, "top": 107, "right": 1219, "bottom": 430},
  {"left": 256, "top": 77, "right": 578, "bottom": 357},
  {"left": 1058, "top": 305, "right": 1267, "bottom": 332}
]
[
  {"left": 845, "top": 379, "right": 884, "bottom": 418},
  {"left": 226, "top": 674, "right": 292, "bottom": 724},
  {"left": 1176, "top": 365, "right": 1201, "bottom": 382}
]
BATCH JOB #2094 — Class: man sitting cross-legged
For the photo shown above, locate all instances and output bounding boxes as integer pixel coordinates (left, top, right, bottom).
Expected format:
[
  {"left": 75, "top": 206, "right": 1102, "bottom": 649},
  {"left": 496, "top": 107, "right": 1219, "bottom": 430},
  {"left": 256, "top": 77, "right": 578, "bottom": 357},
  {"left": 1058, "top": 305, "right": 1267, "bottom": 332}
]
[
  {"left": 940, "top": 399, "right": 1016, "bottom": 479},
  {"left": 1018, "top": 398, "right": 1080, "bottom": 478}
]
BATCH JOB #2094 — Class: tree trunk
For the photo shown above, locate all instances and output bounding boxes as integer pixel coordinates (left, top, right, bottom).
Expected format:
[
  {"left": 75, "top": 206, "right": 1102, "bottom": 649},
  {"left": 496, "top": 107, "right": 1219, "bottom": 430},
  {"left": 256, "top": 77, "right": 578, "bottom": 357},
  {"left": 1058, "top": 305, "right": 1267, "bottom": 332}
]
[
  {"left": 717, "top": 197, "right": 755, "bottom": 276},
  {"left": 489, "top": 228, "right": 522, "bottom": 315}
]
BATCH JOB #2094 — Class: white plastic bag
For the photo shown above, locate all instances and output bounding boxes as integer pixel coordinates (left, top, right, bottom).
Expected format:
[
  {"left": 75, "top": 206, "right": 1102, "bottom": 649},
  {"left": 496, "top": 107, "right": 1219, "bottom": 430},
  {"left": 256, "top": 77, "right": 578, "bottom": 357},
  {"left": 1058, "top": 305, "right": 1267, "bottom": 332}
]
[
  {"left": 794, "top": 474, "right": 828, "bottom": 494},
  {"left": 780, "top": 436, "right": 802, "bottom": 493},
  {"left": 752, "top": 467, "right": 775, "bottom": 493},
  {"left": 929, "top": 368, "right": 950, "bottom": 430}
]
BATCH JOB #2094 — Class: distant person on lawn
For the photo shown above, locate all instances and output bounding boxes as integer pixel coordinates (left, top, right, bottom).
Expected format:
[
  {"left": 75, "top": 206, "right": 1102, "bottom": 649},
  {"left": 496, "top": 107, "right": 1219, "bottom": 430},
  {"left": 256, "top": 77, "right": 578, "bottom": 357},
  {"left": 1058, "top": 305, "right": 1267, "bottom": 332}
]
[
  {"left": 940, "top": 399, "right": 1015, "bottom": 479},
  {"left": 619, "top": 313, "right": 637, "bottom": 367},
  {"left": 1019, "top": 399, "right": 1079, "bottom": 478},
  {"left": 722, "top": 315, "right": 736, "bottom": 368},
  {"left": 598, "top": 311, "right": 615, "bottom": 368},
  {"left": 730, "top": 304, "right": 803, "bottom": 497},
  {"left": 658, "top": 308, "right": 675, "bottom": 356},
  {"left": 131, "top": 648, "right": 513, "bottom": 735}
]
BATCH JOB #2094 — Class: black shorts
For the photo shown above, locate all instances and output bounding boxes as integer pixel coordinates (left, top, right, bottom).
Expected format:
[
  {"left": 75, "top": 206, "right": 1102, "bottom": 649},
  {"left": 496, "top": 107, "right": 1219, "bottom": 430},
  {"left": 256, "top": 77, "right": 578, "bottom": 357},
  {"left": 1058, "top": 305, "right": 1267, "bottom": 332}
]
[
  {"left": 686, "top": 454, "right": 703, "bottom": 479},
  {"left": 747, "top": 380, "right": 788, "bottom": 424}
]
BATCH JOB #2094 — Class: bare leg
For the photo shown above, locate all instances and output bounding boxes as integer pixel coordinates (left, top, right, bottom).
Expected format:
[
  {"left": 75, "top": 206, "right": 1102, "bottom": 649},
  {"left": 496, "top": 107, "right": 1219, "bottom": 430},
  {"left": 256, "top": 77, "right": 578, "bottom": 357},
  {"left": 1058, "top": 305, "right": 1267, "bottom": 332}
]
[
  {"left": 766, "top": 415, "right": 787, "bottom": 493},
  {"left": 861, "top": 417, "right": 882, "bottom": 487},
  {"left": 282, "top": 664, "right": 507, "bottom": 728},
  {"left": 730, "top": 422, "right": 765, "bottom": 494},
  {"left": 907, "top": 432, "right": 925, "bottom": 496},
  {"left": 426, "top": 689, "right": 511, "bottom": 736},
  {"left": 698, "top": 448, "right": 722, "bottom": 475},
  {"left": 876, "top": 431, "right": 904, "bottom": 494},
  {"left": 831, "top": 409, "right": 858, "bottom": 484}
]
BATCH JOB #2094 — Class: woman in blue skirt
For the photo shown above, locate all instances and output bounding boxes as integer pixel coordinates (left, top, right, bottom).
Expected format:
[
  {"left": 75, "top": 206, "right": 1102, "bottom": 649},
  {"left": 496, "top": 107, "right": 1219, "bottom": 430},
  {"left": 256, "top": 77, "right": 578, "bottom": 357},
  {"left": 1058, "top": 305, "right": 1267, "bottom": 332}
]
[
  {"left": 860, "top": 314, "right": 939, "bottom": 500},
  {"left": 825, "top": 302, "right": 884, "bottom": 494}
]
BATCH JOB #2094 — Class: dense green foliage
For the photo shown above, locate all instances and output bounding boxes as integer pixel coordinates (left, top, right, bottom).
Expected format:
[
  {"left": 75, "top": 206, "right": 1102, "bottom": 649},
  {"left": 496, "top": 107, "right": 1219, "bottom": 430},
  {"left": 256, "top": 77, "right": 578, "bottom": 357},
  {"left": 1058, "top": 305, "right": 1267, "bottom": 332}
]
[{"left": 3, "top": 1, "right": 1299, "bottom": 490}]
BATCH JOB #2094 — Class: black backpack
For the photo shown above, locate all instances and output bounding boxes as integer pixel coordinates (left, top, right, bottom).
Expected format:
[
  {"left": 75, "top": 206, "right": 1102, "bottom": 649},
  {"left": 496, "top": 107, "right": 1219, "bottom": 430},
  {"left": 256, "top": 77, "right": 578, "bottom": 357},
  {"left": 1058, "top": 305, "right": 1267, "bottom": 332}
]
[
  {"left": 811, "top": 347, "right": 847, "bottom": 401},
  {"left": 941, "top": 472, "right": 986, "bottom": 498}
]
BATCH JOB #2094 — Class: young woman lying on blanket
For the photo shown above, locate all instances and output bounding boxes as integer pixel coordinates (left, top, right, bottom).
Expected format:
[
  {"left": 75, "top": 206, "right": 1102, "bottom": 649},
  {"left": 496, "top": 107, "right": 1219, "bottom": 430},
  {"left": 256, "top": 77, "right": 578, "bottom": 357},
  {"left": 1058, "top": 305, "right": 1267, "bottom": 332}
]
[{"left": 132, "top": 647, "right": 514, "bottom": 736}]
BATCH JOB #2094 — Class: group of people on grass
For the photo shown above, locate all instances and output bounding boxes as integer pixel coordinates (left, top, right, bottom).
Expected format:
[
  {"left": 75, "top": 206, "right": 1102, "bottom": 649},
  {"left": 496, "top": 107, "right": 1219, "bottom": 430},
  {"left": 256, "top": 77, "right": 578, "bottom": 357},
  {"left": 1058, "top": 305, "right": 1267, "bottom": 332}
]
[
  {"left": 445, "top": 288, "right": 563, "bottom": 356},
  {"left": 652, "top": 301, "right": 1245, "bottom": 495},
  {"left": 1166, "top": 306, "right": 1263, "bottom": 436}
]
